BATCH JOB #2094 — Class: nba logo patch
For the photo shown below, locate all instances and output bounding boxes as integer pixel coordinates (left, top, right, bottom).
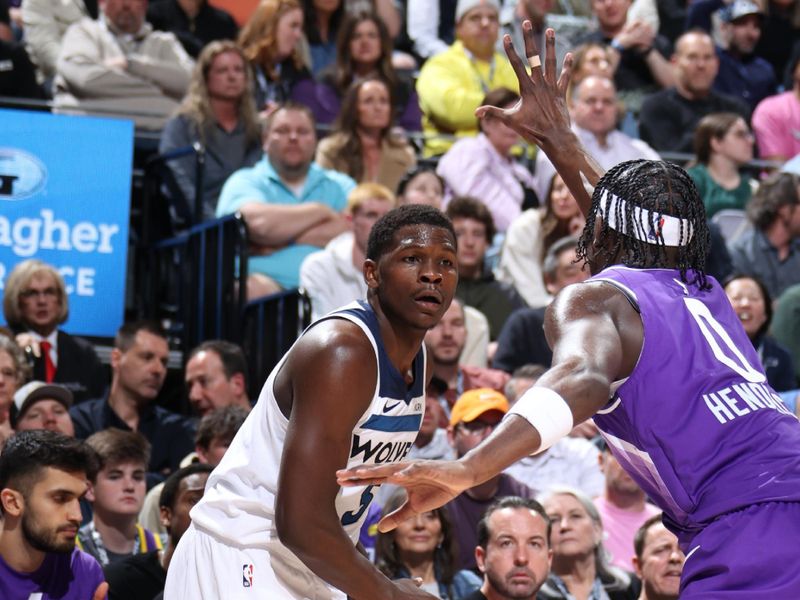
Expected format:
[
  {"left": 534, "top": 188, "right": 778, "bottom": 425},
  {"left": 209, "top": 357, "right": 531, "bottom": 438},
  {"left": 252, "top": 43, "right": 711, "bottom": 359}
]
[
  {"left": 242, "top": 563, "right": 254, "bottom": 588},
  {"left": 648, "top": 216, "right": 665, "bottom": 241}
]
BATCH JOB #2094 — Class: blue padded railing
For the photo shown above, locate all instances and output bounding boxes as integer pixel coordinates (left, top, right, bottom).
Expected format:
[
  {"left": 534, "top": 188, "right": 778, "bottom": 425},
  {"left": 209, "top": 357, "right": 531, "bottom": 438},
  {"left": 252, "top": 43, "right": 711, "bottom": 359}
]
[
  {"left": 241, "top": 288, "right": 312, "bottom": 397},
  {"left": 141, "top": 213, "right": 248, "bottom": 353}
]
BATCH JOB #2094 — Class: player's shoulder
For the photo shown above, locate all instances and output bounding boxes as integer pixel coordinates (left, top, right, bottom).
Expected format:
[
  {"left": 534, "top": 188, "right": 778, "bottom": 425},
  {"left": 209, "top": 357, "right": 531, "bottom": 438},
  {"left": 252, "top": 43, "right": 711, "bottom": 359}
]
[
  {"left": 550, "top": 277, "right": 628, "bottom": 315},
  {"left": 289, "top": 315, "right": 376, "bottom": 372}
]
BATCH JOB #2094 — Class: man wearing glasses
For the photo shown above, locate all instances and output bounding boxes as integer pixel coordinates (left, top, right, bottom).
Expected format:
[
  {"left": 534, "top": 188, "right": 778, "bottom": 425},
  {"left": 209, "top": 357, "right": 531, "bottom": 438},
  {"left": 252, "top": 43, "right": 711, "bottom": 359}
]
[{"left": 443, "top": 388, "right": 536, "bottom": 574}]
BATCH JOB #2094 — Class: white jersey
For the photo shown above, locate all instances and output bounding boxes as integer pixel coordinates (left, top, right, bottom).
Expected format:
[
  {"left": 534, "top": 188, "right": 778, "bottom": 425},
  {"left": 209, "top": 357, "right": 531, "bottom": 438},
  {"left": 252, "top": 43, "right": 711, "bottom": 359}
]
[{"left": 188, "top": 301, "right": 426, "bottom": 596}]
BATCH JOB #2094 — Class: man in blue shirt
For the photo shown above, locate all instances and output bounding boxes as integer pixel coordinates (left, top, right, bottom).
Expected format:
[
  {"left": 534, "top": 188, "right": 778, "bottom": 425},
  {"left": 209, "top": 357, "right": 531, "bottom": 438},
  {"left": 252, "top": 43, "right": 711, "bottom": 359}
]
[
  {"left": 216, "top": 103, "right": 356, "bottom": 297},
  {"left": 713, "top": 0, "right": 777, "bottom": 111}
]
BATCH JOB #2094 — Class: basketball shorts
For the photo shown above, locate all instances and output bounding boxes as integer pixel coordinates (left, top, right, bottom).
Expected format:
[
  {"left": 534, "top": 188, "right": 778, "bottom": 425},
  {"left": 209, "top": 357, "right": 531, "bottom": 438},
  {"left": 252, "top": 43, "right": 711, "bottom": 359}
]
[
  {"left": 680, "top": 501, "right": 800, "bottom": 598},
  {"left": 163, "top": 523, "right": 346, "bottom": 600}
]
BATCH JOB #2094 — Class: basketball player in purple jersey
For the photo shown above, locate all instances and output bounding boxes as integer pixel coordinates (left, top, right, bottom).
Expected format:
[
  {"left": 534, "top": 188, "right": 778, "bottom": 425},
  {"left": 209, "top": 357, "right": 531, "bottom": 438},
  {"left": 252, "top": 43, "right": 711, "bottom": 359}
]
[{"left": 338, "top": 23, "right": 800, "bottom": 598}]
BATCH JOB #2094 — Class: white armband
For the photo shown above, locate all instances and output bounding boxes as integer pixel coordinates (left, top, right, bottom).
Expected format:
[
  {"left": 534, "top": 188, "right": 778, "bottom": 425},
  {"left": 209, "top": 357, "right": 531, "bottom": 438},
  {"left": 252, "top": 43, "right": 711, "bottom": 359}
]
[{"left": 507, "top": 387, "right": 573, "bottom": 452}]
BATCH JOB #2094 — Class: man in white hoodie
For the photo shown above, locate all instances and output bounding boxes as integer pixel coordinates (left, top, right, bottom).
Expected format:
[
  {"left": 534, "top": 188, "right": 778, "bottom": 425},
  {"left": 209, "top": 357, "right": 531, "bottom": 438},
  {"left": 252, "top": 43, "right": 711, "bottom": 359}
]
[{"left": 299, "top": 183, "right": 396, "bottom": 321}]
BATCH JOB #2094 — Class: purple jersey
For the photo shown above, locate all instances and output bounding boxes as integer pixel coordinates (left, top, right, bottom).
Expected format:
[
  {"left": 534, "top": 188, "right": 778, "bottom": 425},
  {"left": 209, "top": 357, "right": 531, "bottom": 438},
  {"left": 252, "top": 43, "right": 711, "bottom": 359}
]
[
  {"left": 590, "top": 266, "right": 800, "bottom": 546},
  {"left": 0, "top": 547, "right": 105, "bottom": 600}
]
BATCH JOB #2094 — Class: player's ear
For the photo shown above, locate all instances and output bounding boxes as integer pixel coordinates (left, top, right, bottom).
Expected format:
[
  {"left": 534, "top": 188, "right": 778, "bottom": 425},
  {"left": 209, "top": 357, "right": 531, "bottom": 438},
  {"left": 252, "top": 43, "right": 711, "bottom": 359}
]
[{"left": 363, "top": 258, "right": 380, "bottom": 290}]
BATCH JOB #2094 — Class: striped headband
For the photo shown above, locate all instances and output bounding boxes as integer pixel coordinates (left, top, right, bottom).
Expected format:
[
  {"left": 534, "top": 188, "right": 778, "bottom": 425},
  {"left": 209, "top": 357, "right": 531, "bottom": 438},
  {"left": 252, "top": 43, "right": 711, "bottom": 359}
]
[{"left": 595, "top": 188, "right": 694, "bottom": 248}]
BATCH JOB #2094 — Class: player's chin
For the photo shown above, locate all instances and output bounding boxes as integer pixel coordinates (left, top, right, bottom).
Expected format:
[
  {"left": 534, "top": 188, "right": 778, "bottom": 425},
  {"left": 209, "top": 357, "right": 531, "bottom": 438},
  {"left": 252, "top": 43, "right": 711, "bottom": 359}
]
[
  {"left": 414, "top": 310, "right": 447, "bottom": 330},
  {"left": 411, "top": 301, "right": 446, "bottom": 324}
]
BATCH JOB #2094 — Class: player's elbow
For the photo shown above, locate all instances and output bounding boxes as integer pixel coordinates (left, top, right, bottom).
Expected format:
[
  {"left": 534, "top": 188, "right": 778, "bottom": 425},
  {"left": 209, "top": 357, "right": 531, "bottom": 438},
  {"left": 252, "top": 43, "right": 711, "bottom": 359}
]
[
  {"left": 275, "top": 500, "right": 299, "bottom": 549},
  {"left": 275, "top": 497, "right": 312, "bottom": 557},
  {"left": 552, "top": 356, "right": 613, "bottom": 420}
]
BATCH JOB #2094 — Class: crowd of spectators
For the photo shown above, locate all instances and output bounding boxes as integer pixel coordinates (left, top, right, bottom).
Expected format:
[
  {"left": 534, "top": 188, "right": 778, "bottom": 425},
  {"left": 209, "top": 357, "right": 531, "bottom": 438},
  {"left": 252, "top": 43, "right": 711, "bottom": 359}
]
[{"left": 4, "top": 0, "right": 800, "bottom": 597}]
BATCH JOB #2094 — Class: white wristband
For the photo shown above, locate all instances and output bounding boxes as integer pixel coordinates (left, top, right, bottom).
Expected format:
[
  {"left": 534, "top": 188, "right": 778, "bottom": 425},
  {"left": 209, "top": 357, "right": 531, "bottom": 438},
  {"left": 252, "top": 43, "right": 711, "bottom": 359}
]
[{"left": 507, "top": 386, "right": 573, "bottom": 452}]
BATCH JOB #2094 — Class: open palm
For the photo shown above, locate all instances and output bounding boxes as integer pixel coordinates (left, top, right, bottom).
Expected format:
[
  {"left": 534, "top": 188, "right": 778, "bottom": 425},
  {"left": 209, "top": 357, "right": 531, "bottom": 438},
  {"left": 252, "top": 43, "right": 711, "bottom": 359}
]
[
  {"left": 337, "top": 459, "right": 474, "bottom": 531},
  {"left": 476, "top": 22, "right": 573, "bottom": 150}
]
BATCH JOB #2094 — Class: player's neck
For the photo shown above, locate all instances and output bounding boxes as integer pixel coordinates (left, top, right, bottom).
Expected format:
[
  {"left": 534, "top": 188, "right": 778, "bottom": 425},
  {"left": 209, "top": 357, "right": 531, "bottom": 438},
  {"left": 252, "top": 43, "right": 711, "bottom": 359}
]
[
  {"left": 91, "top": 513, "right": 138, "bottom": 554},
  {"left": 370, "top": 297, "right": 427, "bottom": 373},
  {"left": 0, "top": 525, "right": 47, "bottom": 573}
]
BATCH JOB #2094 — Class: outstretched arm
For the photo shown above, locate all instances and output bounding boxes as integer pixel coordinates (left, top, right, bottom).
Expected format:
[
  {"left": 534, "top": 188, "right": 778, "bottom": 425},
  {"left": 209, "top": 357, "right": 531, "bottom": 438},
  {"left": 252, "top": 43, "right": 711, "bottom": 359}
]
[
  {"left": 475, "top": 22, "right": 604, "bottom": 218},
  {"left": 338, "top": 283, "right": 641, "bottom": 530},
  {"left": 459, "top": 284, "right": 633, "bottom": 481}
]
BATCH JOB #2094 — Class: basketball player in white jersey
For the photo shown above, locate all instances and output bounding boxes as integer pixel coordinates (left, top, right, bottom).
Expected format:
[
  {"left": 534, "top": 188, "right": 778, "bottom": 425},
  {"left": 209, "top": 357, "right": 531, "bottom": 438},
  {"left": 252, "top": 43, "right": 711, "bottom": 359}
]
[{"left": 164, "top": 204, "right": 458, "bottom": 599}]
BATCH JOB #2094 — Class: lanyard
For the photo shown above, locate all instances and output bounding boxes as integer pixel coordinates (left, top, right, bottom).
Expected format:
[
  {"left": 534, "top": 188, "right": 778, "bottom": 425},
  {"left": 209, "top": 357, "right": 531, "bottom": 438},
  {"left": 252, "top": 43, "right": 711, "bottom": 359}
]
[
  {"left": 87, "top": 521, "right": 148, "bottom": 567},
  {"left": 463, "top": 47, "right": 496, "bottom": 95},
  {"left": 255, "top": 63, "right": 284, "bottom": 105}
]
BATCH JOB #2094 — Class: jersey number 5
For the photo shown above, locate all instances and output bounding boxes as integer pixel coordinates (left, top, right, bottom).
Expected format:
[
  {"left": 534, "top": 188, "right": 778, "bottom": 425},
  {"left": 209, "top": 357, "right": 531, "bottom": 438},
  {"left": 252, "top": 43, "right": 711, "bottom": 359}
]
[{"left": 683, "top": 298, "right": 765, "bottom": 383}]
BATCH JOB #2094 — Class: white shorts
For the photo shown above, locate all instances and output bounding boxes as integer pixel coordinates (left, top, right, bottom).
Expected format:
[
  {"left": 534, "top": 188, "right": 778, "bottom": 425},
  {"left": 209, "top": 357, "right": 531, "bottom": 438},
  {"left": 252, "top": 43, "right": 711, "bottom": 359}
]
[{"left": 164, "top": 523, "right": 346, "bottom": 600}]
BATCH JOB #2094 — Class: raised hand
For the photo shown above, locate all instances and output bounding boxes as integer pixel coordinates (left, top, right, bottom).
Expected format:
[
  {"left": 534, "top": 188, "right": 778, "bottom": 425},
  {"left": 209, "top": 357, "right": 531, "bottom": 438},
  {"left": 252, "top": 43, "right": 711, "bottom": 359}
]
[
  {"left": 475, "top": 22, "right": 573, "bottom": 152},
  {"left": 336, "top": 459, "right": 474, "bottom": 532},
  {"left": 477, "top": 21, "right": 603, "bottom": 216}
]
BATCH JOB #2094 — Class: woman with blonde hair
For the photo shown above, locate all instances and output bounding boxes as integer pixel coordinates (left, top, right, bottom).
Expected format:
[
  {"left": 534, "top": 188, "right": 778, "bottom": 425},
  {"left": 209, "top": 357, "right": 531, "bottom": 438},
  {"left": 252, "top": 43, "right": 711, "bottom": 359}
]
[
  {"left": 315, "top": 76, "right": 416, "bottom": 192},
  {"left": 3, "top": 259, "right": 103, "bottom": 405},
  {"left": 238, "top": 0, "right": 309, "bottom": 113},
  {"left": 160, "top": 40, "right": 262, "bottom": 220}
]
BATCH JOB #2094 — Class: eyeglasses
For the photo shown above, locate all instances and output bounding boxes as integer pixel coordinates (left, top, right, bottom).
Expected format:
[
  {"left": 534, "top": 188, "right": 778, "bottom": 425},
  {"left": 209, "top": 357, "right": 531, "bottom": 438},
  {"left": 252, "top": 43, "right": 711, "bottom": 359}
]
[{"left": 20, "top": 287, "right": 58, "bottom": 300}]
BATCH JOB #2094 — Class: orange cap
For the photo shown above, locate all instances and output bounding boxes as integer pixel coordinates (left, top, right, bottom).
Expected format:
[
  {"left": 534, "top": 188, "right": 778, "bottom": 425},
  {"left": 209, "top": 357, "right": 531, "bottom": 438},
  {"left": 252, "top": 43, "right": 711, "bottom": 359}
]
[{"left": 449, "top": 388, "right": 509, "bottom": 427}]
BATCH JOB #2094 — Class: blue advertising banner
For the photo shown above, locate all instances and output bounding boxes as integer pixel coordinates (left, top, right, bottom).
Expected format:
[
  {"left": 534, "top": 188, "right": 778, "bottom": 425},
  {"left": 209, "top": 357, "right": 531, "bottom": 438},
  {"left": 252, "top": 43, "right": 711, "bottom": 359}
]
[{"left": 0, "top": 109, "right": 133, "bottom": 337}]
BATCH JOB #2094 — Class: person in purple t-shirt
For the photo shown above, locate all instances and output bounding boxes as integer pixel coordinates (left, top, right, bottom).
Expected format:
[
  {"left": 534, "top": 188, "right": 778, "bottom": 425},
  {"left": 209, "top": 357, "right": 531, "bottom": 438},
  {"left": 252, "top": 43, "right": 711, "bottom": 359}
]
[
  {"left": 0, "top": 430, "right": 107, "bottom": 600},
  {"left": 339, "top": 23, "right": 800, "bottom": 599}
]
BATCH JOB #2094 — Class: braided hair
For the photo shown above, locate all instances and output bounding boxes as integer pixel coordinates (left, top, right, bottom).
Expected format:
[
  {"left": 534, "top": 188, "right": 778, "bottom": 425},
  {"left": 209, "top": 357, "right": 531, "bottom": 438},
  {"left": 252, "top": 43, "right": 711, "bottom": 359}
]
[{"left": 576, "top": 159, "right": 711, "bottom": 289}]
